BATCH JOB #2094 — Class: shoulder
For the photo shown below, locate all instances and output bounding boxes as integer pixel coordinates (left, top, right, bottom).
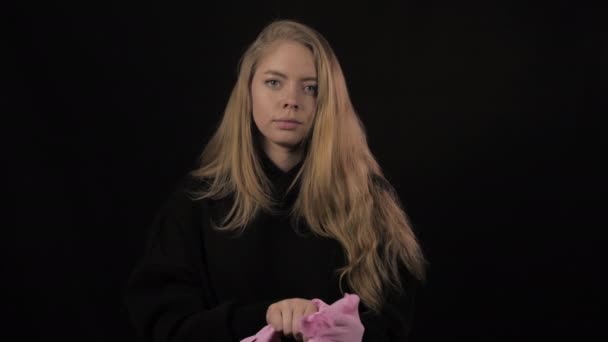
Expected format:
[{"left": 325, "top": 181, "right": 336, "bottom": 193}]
[
  {"left": 168, "top": 174, "right": 213, "bottom": 201},
  {"left": 156, "top": 175, "right": 211, "bottom": 220}
]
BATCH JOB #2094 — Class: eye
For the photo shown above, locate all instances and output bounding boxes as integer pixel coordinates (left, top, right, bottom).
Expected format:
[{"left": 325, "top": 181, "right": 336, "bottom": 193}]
[
  {"left": 265, "top": 79, "right": 280, "bottom": 88},
  {"left": 304, "top": 85, "right": 318, "bottom": 95}
]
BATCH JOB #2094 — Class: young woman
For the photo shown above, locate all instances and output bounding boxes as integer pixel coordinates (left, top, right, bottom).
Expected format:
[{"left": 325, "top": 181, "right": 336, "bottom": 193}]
[{"left": 125, "top": 19, "right": 427, "bottom": 342}]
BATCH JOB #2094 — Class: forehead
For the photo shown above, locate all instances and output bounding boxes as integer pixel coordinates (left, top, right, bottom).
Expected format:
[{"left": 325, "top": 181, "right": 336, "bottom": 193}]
[{"left": 256, "top": 40, "right": 317, "bottom": 77}]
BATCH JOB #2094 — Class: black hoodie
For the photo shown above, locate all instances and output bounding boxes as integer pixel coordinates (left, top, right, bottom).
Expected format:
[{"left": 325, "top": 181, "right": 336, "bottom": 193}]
[{"left": 124, "top": 152, "right": 418, "bottom": 341}]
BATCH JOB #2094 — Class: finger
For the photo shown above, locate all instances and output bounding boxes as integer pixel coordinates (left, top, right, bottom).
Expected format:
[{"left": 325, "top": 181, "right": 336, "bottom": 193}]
[
  {"left": 303, "top": 302, "right": 318, "bottom": 317},
  {"left": 266, "top": 304, "right": 283, "bottom": 332},
  {"left": 282, "top": 303, "right": 293, "bottom": 336},
  {"left": 292, "top": 306, "right": 305, "bottom": 340}
]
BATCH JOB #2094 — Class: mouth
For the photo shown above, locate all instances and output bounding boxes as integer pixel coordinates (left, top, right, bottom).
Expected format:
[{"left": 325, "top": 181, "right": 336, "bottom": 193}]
[
  {"left": 275, "top": 119, "right": 302, "bottom": 124},
  {"left": 274, "top": 119, "right": 301, "bottom": 130}
]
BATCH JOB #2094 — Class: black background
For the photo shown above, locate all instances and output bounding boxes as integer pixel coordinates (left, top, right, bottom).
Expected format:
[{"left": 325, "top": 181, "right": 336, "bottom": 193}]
[{"left": 6, "top": 0, "right": 594, "bottom": 340}]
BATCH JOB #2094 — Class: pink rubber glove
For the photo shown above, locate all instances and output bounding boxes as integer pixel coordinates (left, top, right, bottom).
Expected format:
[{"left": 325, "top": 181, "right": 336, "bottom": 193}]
[
  {"left": 241, "top": 293, "right": 364, "bottom": 342},
  {"left": 299, "top": 293, "right": 364, "bottom": 342}
]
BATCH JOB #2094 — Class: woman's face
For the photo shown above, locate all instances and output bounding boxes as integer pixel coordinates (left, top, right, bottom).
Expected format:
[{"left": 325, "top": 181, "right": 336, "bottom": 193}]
[{"left": 251, "top": 40, "right": 318, "bottom": 151}]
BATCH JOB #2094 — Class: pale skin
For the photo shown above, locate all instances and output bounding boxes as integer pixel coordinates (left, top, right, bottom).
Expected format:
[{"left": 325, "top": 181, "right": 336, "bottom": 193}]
[
  {"left": 251, "top": 39, "right": 317, "bottom": 173},
  {"left": 250, "top": 40, "right": 319, "bottom": 340},
  {"left": 265, "top": 298, "right": 318, "bottom": 341}
]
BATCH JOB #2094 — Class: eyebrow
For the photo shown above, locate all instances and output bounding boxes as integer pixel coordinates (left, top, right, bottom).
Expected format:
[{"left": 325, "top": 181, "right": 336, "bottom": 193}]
[{"left": 263, "top": 70, "right": 317, "bottom": 82}]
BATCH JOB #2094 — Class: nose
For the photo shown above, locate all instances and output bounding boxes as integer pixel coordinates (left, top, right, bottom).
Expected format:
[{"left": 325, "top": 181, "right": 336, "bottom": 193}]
[
  {"left": 282, "top": 84, "right": 300, "bottom": 111},
  {"left": 283, "top": 102, "right": 299, "bottom": 110}
]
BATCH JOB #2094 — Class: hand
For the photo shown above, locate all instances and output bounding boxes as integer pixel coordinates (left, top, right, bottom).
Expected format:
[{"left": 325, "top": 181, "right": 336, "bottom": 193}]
[{"left": 266, "top": 298, "right": 318, "bottom": 341}]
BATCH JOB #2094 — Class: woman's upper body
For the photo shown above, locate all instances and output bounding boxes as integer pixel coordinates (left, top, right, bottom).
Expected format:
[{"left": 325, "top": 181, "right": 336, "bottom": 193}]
[
  {"left": 125, "top": 19, "right": 426, "bottom": 342},
  {"left": 125, "top": 151, "right": 419, "bottom": 341}
]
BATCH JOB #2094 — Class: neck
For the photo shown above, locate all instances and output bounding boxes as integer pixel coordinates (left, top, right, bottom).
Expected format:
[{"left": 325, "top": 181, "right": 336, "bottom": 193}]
[{"left": 263, "top": 140, "right": 303, "bottom": 173}]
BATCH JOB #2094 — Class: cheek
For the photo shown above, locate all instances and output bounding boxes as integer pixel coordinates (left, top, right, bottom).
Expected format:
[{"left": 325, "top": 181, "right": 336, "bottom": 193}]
[
  {"left": 304, "top": 102, "right": 316, "bottom": 125},
  {"left": 251, "top": 89, "right": 273, "bottom": 121}
]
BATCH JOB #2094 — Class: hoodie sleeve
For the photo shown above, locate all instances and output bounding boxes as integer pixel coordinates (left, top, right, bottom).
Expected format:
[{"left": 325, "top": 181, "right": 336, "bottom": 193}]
[
  {"left": 124, "top": 182, "right": 273, "bottom": 342},
  {"left": 360, "top": 271, "right": 419, "bottom": 341}
]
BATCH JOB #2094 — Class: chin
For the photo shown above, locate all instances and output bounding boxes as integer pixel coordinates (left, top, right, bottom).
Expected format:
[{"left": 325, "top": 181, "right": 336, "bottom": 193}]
[{"left": 272, "top": 138, "right": 303, "bottom": 149}]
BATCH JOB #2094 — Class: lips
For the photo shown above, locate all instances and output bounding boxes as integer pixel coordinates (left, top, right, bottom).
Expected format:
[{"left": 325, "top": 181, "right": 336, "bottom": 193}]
[
  {"left": 275, "top": 119, "right": 301, "bottom": 124},
  {"left": 275, "top": 119, "right": 301, "bottom": 130}
]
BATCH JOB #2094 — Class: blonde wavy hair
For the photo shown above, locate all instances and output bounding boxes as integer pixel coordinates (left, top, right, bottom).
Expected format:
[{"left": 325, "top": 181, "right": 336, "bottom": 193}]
[{"left": 190, "top": 19, "right": 427, "bottom": 313}]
